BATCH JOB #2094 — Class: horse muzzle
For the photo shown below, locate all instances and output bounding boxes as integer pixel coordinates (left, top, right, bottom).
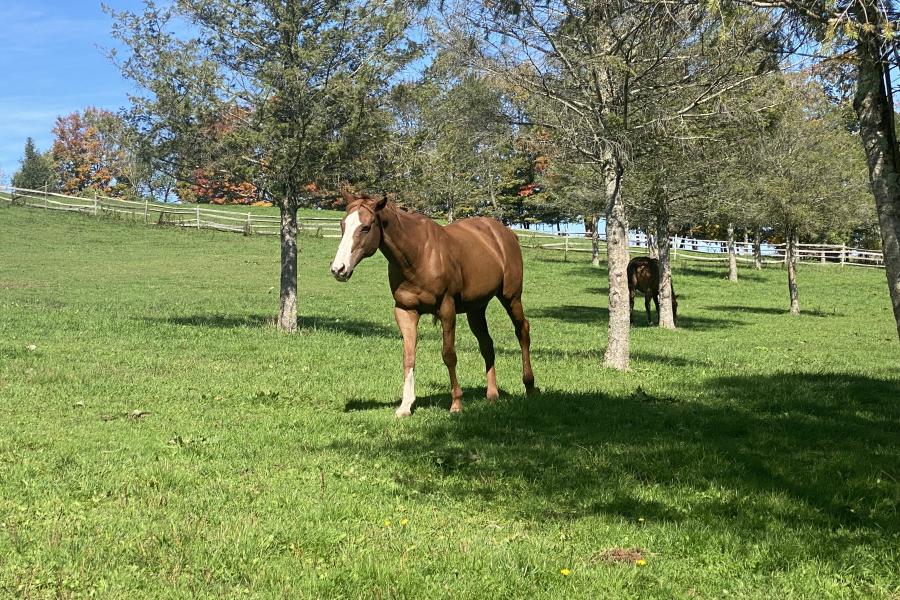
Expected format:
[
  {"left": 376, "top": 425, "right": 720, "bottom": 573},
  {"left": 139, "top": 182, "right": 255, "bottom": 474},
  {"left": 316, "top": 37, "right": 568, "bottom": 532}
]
[{"left": 330, "top": 263, "right": 353, "bottom": 282}]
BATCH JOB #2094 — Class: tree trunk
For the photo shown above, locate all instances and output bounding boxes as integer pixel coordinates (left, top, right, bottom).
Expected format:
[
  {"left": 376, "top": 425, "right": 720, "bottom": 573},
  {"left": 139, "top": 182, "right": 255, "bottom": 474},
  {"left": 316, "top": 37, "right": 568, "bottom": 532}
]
[
  {"left": 591, "top": 215, "right": 601, "bottom": 267},
  {"left": 753, "top": 226, "right": 763, "bottom": 270},
  {"left": 787, "top": 227, "right": 800, "bottom": 316},
  {"left": 656, "top": 209, "right": 676, "bottom": 330},
  {"left": 278, "top": 199, "right": 298, "bottom": 332},
  {"left": 727, "top": 222, "right": 738, "bottom": 282},
  {"left": 487, "top": 161, "right": 499, "bottom": 216},
  {"left": 853, "top": 25, "right": 900, "bottom": 340},
  {"left": 603, "top": 161, "right": 630, "bottom": 370},
  {"left": 647, "top": 226, "right": 659, "bottom": 259}
]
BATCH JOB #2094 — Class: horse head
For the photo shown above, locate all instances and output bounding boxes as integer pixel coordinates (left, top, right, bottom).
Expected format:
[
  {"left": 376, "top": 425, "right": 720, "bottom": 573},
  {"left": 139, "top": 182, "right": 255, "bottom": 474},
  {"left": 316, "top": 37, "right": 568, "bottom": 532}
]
[{"left": 330, "top": 190, "right": 387, "bottom": 282}]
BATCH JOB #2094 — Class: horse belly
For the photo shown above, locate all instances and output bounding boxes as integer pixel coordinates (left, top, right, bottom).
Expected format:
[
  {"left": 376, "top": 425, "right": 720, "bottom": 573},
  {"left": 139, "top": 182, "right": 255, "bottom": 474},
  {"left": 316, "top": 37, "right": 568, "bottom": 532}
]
[{"left": 447, "top": 222, "right": 508, "bottom": 300}]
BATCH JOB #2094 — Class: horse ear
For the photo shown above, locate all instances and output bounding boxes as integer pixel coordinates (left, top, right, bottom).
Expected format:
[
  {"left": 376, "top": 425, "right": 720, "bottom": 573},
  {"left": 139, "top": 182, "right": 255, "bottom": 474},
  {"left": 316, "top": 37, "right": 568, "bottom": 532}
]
[{"left": 375, "top": 194, "right": 388, "bottom": 211}]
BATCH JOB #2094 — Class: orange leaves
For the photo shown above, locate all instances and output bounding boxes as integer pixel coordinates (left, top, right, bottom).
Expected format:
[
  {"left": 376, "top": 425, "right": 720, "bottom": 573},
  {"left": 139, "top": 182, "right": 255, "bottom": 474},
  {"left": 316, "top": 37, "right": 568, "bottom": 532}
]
[
  {"left": 190, "top": 167, "right": 259, "bottom": 205},
  {"left": 51, "top": 108, "right": 126, "bottom": 195}
]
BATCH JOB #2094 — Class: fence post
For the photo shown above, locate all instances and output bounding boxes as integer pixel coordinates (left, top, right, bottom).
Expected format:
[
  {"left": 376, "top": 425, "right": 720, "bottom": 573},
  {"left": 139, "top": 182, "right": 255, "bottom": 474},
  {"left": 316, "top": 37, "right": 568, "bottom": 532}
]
[
  {"left": 144, "top": 199, "right": 149, "bottom": 224},
  {"left": 820, "top": 248, "right": 826, "bottom": 264},
  {"left": 94, "top": 190, "right": 99, "bottom": 216},
  {"left": 44, "top": 183, "right": 49, "bottom": 209},
  {"left": 564, "top": 234, "right": 569, "bottom": 262},
  {"left": 196, "top": 206, "right": 201, "bottom": 230},
  {"left": 245, "top": 211, "right": 252, "bottom": 236},
  {"left": 840, "top": 244, "right": 846, "bottom": 266},
  {"left": 672, "top": 236, "right": 677, "bottom": 261}
]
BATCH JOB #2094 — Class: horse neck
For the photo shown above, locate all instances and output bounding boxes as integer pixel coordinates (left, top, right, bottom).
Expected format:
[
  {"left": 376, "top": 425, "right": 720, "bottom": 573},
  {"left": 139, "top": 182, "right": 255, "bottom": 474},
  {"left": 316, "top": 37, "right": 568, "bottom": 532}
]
[{"left": 378, "top": 203, "right": 428, "bottom": 271}]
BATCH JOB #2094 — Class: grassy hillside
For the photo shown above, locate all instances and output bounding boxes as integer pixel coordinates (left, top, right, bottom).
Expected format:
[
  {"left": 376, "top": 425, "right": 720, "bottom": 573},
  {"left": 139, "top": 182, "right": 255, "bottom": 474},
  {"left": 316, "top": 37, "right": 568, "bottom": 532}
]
[{"left": 0, "top": 205, "right": 897, "bottom": 598}]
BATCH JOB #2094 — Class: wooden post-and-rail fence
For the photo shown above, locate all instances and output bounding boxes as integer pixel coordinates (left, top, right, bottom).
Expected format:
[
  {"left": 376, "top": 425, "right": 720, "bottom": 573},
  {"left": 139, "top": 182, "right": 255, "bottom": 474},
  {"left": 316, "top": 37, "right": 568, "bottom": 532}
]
[{"left": 0, "top": 185, "right": 886, "bottom": 268}]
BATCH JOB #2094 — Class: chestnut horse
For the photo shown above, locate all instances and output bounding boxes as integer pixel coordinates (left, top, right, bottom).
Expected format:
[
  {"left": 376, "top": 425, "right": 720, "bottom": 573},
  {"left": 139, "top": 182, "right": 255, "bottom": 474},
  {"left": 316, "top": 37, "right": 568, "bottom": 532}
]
[
  {"left": 330, "top": 191, "right": 536, "bottom": 417},
  {"left": 627, "top": 256, "right": 678, "bottom": 325}
]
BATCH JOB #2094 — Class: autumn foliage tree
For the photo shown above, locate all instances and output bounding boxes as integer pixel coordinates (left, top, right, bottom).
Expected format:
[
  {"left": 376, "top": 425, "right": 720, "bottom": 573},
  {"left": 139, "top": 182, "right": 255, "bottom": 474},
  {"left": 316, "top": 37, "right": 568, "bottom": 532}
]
[
  {"left": 51, "top": 108, "right": 132, "bottom": 195},
  {"left": 187, "top": 106, "right": 261, "bottom": 205}
]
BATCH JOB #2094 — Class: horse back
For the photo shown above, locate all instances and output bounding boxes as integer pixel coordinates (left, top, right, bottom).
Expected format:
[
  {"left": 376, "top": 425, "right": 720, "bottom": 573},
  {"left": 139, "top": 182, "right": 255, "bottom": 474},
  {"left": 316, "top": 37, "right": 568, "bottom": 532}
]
[
  {"left": 628, "top": 256, "right": 659, "bottom": 297},
  {"left": 444, "top": 217, "right": 524, "bottom": 302}
]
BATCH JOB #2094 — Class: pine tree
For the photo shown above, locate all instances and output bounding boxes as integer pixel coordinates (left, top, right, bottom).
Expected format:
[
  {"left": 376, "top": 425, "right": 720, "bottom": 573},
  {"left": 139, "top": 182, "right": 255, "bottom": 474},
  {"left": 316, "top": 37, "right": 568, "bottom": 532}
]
[{"left": 12, "top": 138, "right": 55, "bottom": 191}]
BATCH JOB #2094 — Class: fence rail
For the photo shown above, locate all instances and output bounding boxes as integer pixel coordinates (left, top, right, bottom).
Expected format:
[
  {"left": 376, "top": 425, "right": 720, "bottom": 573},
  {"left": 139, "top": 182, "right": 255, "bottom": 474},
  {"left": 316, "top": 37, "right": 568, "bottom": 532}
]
[
  {"left": 0, "top": 185, "right": 343, "bottom": 237},
  {"left": 0, "top": 185, "right": 884, "bottom": 268},
  {"left": 511, "top": 229, "right": 884, "bottom": 267}
]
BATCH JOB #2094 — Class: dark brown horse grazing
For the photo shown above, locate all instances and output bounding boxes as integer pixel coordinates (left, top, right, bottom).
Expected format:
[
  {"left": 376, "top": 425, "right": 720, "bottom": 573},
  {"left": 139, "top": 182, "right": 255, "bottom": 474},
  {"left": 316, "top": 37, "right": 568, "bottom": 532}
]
[
  {"left": 330, "top": 191, "right": 536, "bottom": 417},
  {"left": 628, "top": 256, "right": 678, "bottom": 325}
]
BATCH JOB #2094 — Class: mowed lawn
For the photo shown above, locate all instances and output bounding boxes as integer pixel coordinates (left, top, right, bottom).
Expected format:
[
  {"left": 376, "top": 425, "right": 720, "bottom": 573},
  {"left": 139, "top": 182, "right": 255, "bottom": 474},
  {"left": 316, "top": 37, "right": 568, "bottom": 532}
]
[{"left": 0, "top": 205, "right": 898, "bottom": 599}]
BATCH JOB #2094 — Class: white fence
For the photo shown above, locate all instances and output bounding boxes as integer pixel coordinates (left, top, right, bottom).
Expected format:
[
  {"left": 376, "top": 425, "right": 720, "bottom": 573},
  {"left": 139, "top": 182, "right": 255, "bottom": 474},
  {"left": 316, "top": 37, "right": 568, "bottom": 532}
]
[
  {"left": 0, "top": 185, "right": 884, "bottom": 268},
  {"left": 0, "top": 185, "right": 342, "bottom": 237},
  {"left": 514, "top": 229, "right": 884, "bottom": 267}
]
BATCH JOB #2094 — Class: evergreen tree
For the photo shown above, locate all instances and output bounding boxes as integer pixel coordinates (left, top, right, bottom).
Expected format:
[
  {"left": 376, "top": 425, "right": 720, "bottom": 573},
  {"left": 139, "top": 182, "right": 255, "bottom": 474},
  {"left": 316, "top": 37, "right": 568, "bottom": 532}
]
[{"left": 12, "top": 138, "right": 55, "bottom": 191}]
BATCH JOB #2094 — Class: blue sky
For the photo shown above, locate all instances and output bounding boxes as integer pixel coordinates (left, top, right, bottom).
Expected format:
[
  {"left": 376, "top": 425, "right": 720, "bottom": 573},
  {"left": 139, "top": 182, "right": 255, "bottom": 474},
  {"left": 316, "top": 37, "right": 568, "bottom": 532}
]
[{"left": 0, "top": 1, "right": 146, "bottom": 182}]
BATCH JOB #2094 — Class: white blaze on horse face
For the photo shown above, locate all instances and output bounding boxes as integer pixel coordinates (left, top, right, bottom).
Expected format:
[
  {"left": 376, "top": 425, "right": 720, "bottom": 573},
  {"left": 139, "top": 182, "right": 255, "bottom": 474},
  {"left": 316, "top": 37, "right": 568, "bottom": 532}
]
[
  {"left": 396, "top": 368, "right": 415, "bottom": 417},
  {"left": 331, "top": 210, "right": 361, "bottom": 280}
]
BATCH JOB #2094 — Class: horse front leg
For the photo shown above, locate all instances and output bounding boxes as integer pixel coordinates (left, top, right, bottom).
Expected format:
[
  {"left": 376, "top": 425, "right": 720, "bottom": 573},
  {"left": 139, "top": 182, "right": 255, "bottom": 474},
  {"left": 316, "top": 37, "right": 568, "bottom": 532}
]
[
  {"left": 394, "top": 307, "right": 419, "bottom": 418},
  {"left": 439, "top": 298, "right": 463, "bottom": 413}
]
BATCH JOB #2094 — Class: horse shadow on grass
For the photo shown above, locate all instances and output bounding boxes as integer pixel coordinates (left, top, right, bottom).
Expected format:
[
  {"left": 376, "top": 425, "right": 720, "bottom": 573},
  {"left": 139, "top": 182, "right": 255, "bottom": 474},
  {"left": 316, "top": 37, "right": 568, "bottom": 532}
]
[
  {"left": 331, "top": 372, "right": 900, "bottom": 564},
  {"left": 344, "top": 387, "right": 501, "bottom": 413},
  {"left": 145, "top": 313, "right": 398, "bottom": 338}
]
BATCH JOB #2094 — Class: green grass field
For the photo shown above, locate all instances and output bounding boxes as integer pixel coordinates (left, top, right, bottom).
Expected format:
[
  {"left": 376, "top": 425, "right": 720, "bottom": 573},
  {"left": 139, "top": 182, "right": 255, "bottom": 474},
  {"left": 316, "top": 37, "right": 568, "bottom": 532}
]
[{"left": 1, "top": 204, "right": 898, "bottom": 599}]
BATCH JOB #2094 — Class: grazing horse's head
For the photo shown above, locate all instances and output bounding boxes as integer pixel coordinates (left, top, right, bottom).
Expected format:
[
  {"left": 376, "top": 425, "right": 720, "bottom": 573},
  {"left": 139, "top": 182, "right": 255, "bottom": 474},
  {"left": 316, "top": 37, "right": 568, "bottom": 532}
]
[{"left": 330, "top": 190, "right": 388, "bottom": 282}]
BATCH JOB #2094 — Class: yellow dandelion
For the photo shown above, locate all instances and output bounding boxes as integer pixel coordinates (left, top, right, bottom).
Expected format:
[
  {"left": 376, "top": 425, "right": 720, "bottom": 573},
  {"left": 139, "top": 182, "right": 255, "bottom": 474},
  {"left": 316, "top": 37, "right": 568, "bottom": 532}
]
[
  {"left": 635, "top": 559, "right": 647, "bottom": 567},
  {"left": 400, "top": 518, "right": 409, "bottom": 527},
  {"left": 638, "top": 517, "right": 645, "bottom": 523},
  {"left": 383, "top": 519, "right": 391, "bottom": 527},
  {"left": 560, "top": 568, "right": 571, "bottom": 576}
]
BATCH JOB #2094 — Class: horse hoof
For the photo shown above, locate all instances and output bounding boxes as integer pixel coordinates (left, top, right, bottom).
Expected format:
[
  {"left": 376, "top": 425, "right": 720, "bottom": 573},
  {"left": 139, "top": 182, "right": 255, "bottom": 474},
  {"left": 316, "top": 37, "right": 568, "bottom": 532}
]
[
  {"left": 449, "top": 404, "right": 463, "bottom": 413},
  {"left": 486, "top": 393, "right": 499, "bottom": 403},
  {"left": 526, "top": 386, "right": 540, "bottom": 396},
  {"left": 395, "top": 409, "right": 412, "bottom": 418}
]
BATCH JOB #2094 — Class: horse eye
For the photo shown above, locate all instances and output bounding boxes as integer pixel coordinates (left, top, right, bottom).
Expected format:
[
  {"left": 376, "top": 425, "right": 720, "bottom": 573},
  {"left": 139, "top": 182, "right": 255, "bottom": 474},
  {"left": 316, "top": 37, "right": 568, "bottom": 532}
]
[{"left": 360, "top": 226, "right": 371, "bottom": 233}]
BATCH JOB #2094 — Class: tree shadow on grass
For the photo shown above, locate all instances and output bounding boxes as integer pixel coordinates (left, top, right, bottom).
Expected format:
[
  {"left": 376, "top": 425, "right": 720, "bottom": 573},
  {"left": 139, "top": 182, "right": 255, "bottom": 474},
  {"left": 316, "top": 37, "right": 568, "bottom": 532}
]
[
  {"left": 531, "top": 304, "right": 608, "bottom": 324},
  {"left": 147, "top": 313, "right": 273, "bottom": 328},
  {"left": 332, "top": 372, "right": 900, "bottom": 563},
  {"left": 531, "top": 304, "right": 745, "bottom": 331},
  {"left": 584, "top": 286, "right": 610, "bottom": 295},
  {"left": 494, "top": 346, "right": 709, "bottom": 367},
  {"left": 672, "top": 264, "right": 773, "bottom": 282},
  {"left": 146, "top": 313, "right": 398, "bottom": 337},
  {"left": 711, "top": 305, "right": 843, "bottom": 318}
]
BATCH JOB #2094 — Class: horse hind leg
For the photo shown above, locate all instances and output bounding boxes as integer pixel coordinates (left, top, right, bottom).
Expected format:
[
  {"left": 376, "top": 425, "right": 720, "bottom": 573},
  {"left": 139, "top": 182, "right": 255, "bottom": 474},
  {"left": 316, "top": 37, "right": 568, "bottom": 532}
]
[
  {"left": 439, "top": 298, "right": 463, "bottom": 413},
  {"left": 466, "top": 307, "right": 498, "bottom": 402},
  {"left": 645, "top": 294, "right": 653, "bottom": 325},
  {"left": 500, "top": 295, "right": 536, "bottom": 395},
  {"left": 629, "top": 286, "right": 636, "bottom": 324}
]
